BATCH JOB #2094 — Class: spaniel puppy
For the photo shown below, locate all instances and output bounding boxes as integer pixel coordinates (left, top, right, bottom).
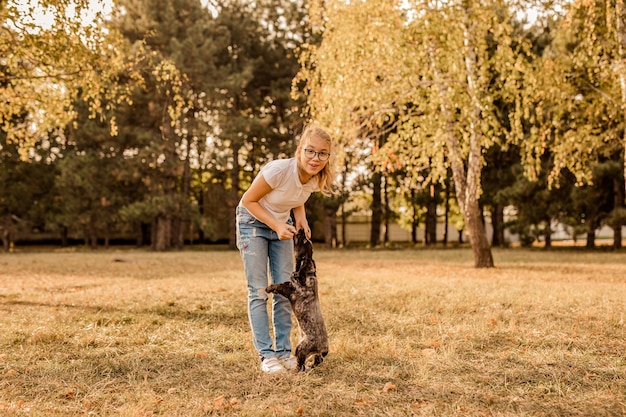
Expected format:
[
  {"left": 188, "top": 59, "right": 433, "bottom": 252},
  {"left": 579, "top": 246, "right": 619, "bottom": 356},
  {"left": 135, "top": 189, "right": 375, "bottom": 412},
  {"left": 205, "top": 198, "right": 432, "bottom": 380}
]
[{"left": 266, "top": 229, "right": 328, "bottom": 371}]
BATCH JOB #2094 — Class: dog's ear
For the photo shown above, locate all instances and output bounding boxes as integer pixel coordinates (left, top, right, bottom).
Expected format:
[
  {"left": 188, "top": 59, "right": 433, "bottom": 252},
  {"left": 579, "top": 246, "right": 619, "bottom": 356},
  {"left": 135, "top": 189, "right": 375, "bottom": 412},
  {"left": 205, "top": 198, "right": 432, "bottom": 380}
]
[
  {"left": 295, "top": 228, "right": 306, "bottom": 245},
  {"left": 297, "top": 256, "right": 307, "bottom": 272}
]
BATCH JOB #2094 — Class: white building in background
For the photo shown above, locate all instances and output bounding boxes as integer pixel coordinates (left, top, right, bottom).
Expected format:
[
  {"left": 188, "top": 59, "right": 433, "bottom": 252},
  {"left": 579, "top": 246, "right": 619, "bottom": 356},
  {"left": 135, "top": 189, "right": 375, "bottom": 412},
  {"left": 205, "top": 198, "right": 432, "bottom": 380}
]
[{"left": 336, "top": 207, "right": 624, "bottom": 245}]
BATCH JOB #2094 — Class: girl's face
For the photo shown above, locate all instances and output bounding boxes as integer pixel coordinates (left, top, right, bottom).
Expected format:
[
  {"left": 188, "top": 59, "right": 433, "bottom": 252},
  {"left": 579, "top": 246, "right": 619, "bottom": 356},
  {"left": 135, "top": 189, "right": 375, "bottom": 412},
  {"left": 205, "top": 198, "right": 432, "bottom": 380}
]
[{"left": 297, "top": 135, "right": 330, "bottom": 178}]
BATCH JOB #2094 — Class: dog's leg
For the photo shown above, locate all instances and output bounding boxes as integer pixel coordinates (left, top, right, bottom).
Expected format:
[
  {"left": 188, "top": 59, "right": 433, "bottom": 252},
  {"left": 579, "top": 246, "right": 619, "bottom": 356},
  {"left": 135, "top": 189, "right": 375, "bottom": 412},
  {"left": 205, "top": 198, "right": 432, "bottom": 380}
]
[
  {"left": 295, "top": 340, "right": 308, "bottom": 371},
  {"left": 295, "top": 337, "right": 318, "bottom": 371},
  {"left": 311, "top": 350, "right": 328, "bottom": 368},
  {"left": 265, "top": 282, "right": 294, "bottom": 298},
  {"left": 295, "top": 338, "right": 328, "bottom": 371}
]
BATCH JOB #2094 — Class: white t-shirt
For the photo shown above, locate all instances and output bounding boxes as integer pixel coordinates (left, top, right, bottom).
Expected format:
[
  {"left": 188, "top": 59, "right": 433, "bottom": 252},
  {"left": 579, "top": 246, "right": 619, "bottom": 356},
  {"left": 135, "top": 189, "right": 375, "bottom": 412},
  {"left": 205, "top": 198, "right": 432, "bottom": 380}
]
[{"left": 242, "top": 158, "right": 320, "bottom": 223}]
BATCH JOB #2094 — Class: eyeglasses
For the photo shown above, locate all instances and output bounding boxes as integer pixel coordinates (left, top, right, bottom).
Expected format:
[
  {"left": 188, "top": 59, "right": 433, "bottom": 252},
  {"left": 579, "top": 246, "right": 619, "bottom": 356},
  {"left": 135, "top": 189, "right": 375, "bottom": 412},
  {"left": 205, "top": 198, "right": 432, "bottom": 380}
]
[{"left": 303, "top": 148, "right": 330, "bottom": 161}]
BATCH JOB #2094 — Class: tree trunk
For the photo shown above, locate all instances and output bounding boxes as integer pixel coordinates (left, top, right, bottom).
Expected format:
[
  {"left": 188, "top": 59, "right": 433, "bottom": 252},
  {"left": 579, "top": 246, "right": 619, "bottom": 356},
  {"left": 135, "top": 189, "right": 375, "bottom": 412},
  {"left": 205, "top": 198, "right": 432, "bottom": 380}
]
[
  {"left": 228, "top": 142, "right": 242, "bottom": 249},
  {"left": 411, "top": 189, "right": 418, "bottom": 244},
  {"left": 151, "top": 217, "right": 157, "bottom": 248},
  {"left": 586, "top": 220, "right": 596, "bottom": 248},
  {"left": 339, "top": 154, "right": 349, "bottom": 247},
  {"left": 614, "top": 176, "right": 624, "bottom": 249},
  {"left": 87, "top": 218, "right": 97, "bottom": 249},
  {"left": 174, "top": 138, "right": 192, "bottom": 249},
  {"left": 464, "top": 199, "right": 493, "bottom": 267},
  {"left": 154, "top": 215, "right": 172, "bottom": 251},
  {"left": 490, "top": 204, "right": 504, "bottom": 247},
  {"left": 61, "top": 226, "right": 69, "bottom": 247},
  {"left": 2, "top": 227, "right": 9, "bottom": 252},
  {"left": 172, "top": 217, "right": 183, "bottom": 249},
  {"left": 324, "top": 203, "right": 338, "bottom": 248},
  {"left": 429, "top": 23, "right": 494, "bottom": 267},
  {"left": 458, "top": 1, "right": 494, "bottom": 267},
  {"left": 443, "top": 183, "right": 450, "bottom": 246},
  {"left": 136, "top": 222, "right": 143, "bottom": 246},
  {"left": 615, "top": 0, "right": 626, "bottom": 205},
  {"left": 340, "top": 202, "right": 347, "bottom": 246},
  {"left": 424, "top": 8, "right": 495, "bottom": 267},
  {"left": 370, "top": 171, "right": 382, "bottom": 247},
  {"left": 383, "top": 176, "right": 389, "bottom": 244},
  {"left": 614, "top": 221, "right": 623, "bottom": 249},
  {"left": 544, "top": 217, "right": 552, "bottom": 248},
  {"left": 425, "top": 183, "right": 437, "bottom": 245},
  {"left": 137, "top": 222, "right": 150, "bottom": 247}
]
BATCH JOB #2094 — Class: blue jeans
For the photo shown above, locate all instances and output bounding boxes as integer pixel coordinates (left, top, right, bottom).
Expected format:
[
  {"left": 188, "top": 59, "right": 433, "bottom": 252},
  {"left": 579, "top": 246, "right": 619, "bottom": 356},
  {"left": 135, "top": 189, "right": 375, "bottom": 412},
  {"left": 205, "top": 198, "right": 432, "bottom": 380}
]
[{"left": 236, "top": 206, "right": 294, "bottom": 360}]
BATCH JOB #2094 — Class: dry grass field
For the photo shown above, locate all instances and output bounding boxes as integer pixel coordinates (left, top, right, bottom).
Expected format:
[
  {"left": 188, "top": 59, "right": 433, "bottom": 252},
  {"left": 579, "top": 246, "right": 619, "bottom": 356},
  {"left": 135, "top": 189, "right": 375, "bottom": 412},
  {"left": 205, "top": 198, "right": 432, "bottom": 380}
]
[{"left": 0, "top": 247, "right": 625, "bottom": 416}]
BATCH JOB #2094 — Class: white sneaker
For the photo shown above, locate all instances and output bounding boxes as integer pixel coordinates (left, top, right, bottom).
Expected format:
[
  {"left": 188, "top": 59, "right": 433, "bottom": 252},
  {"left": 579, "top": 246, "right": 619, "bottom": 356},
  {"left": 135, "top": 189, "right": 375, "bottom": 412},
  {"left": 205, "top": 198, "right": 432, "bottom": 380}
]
[
  {"left": 260, "top": 357, "right": 285, "bottom": 374},
  {"left": 280, "top": 355, "right": 298, "bottom": 371}
]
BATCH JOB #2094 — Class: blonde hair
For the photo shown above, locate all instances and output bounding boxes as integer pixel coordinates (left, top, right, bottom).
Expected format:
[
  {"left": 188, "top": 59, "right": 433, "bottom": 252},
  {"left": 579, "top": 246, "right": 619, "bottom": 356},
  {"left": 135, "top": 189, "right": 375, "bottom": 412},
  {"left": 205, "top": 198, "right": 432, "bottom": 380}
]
[{"left": 298, "top": 123, "right": 336, "bottom": 196}]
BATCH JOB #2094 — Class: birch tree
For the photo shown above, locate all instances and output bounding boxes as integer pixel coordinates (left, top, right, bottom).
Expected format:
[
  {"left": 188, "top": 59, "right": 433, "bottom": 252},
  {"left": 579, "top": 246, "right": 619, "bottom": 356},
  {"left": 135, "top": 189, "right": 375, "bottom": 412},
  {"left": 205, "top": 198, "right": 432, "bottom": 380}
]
[
  {"left": 297, "top": 0, "right": 532, "bottom": 267},
  {"left": 563, "top": 0, "right": 626, "bottom": 198},
  {"left": 1, "top": 0, "right": 133, "bottom": 155},
  {"left": 519, "top": 0, "right": 626, "bottom": 246}
]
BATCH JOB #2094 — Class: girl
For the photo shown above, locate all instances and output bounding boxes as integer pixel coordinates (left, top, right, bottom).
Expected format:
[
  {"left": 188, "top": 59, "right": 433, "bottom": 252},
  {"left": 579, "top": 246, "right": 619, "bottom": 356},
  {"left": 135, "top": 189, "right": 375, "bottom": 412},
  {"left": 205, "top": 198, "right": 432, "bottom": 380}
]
[{"left": 235, "top": 123, "right": 334, "bottom": 373}]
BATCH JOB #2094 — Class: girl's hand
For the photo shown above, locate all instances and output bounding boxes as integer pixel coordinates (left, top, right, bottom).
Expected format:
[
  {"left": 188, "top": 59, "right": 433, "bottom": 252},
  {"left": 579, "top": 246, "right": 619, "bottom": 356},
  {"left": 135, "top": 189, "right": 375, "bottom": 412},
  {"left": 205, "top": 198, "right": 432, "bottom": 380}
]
[
  {"left": 296, "top": 221, "right": 311, "bottom": 240},
  {"left": 293, "top": 205, "right": 311, "bottom": 239},
  {"left": 276, "top": 223, "right": 297, "bottom": 240}
]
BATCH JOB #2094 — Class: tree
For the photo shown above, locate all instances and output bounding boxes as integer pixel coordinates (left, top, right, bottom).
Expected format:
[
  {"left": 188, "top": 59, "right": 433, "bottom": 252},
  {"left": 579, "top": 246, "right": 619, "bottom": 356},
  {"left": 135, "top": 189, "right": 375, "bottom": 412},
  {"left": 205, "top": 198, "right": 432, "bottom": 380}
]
[
  {"left": 499, "top": 161, "right": 573, "bottom": 248},
  {"left": 205, "top": 0, "right": 308, "bottom": 248},
  {"left": 482, "top": 144, "right": 520, "bottom": 247},
  {"left": 111, "top": 0, "right": 309, "bottom": 250},
  {"left": 297, "top": 0, "right": 537, "bottom": 267},
  {"left": 564, "top": 0, "right": 626, "bottom": 201},
  {"left": 571, "top": 161, "right": 623, "bottom": 248},
  {"left": 0, "top": 131, "right": 56, "bottom": 251},
  {"left": 1, "top": 0, "right": 133, "bottom": 154},
  {"left": 521, "top": 1, "right": 626, "bottom": 228},
  {"left": 113, "top": 0, "right": 218, "bottom": 250},
  {"left": 48, "top": 97, "right": 141, "bottom": 247}
]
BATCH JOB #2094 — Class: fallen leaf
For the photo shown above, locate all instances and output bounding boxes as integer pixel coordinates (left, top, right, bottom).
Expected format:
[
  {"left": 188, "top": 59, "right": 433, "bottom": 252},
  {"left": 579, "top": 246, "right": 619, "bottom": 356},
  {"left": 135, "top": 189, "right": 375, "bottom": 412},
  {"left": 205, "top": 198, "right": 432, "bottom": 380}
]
[
  {"left": 213, "top": 396, "right": 225, "bottom": 407},
  {"left": 355, "top": 397, "right": 375, "bottom": 406},
  {"left": 421, "top": 348, "right": 436, "bottom": 357},
  {"left": 296, "top": 405, "right": 304, "bottom": 414},
  {"left": 412, "top": 401, "right": 428, "bottom": 409},
  {"left": 382, "top": 382, "right": 397, "bottom": 393}
]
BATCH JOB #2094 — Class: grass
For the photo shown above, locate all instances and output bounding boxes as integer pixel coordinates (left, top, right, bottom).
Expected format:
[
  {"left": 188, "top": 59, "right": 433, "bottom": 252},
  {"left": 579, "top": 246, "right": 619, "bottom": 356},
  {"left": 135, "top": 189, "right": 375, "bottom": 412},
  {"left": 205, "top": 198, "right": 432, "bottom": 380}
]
[{"left": 0, "top": 247, "right": 625, "bottom": 416}]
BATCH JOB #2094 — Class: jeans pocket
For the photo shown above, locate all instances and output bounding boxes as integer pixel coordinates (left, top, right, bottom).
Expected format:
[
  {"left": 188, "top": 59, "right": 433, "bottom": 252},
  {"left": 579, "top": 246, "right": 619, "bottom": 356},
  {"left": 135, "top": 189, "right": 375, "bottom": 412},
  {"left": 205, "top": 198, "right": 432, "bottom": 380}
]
[{"left": 236, "top": 206, "right": 256, "bottom": 225}]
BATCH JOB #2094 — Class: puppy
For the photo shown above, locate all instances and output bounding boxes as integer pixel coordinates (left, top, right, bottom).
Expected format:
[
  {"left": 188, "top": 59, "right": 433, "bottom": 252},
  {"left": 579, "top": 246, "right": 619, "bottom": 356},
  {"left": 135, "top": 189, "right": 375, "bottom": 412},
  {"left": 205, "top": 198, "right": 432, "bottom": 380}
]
[{"left": 266, "top": 229, "right": 328, "bottom": 371}]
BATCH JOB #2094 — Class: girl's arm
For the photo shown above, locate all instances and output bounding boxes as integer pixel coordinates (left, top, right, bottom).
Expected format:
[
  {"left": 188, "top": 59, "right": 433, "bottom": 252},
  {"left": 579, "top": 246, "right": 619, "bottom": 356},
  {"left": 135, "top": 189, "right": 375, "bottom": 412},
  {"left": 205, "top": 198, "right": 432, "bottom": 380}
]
[
  {"left": 241, "top": 175, "right": 297, "bottom": 240},
  {"left": 292, "top": 205, "right": 311, "bottom": 239}
]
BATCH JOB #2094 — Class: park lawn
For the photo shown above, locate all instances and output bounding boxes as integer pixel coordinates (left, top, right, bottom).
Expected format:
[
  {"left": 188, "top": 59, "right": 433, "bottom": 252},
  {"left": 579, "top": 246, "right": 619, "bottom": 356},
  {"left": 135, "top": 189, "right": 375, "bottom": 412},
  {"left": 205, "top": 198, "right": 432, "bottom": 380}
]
[{"left": 0, "top": 247, "right": 625, "bottom": 416}]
